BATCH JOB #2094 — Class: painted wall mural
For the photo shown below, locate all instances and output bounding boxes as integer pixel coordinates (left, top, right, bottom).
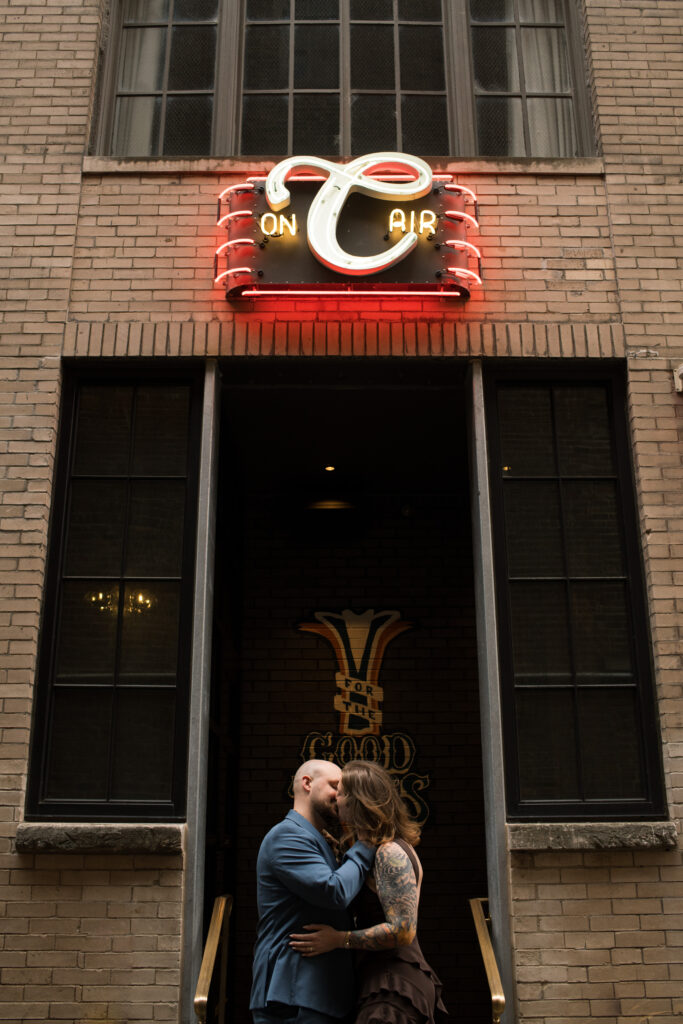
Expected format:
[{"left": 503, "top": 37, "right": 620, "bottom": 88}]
[{"left": 298, "top": 608, "right": 431, "bottom": 824}]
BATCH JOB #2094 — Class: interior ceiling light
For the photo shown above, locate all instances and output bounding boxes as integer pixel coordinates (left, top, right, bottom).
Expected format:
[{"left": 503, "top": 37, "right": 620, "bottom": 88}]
[{"left": 307, "top": 498, "right": 354, "bottom": 510}]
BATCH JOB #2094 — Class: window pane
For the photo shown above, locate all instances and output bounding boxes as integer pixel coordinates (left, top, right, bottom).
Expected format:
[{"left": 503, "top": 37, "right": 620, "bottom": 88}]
[
  {"left": 351, "top": 0, "right": 393, "bottom": 18},
  {"left": 56, "top": 582, "right": 120, "bottom": 680},
  {"left": 164, "top": 95, "right": 213, "bottom": 156},
  {"left": 242, "top": 94, "right": 289, "bottom": 153},
  {"left": 175, "top": 0, "right": 218, "bottom": 20},
  {"left": 399, "top": 27, "right": 446, "bottom": 91},
  {"left": 111, "top": 689, "right": 175, "bottom": 800},
  {"left": 247, "top": 0, "right": 290, "bottom": 18},
  {"left": 528, "top": 97, "right": 576, "bottom": 157},
  {"left": 352, "top": 94, "right": 397, "bottom": 153},
  {"left": 126, "top": 480, "right": 186, "bottom": 578},
  {"left": 510, "top": 581, "right": 571, "bottom": 680},
  {"left": 570, "top": 582, "right": 633, "bottom": 678},
  {"left": 470, "top": 0, "right": 514, "bottom": 21},
  {"left": 296, "top": 0, "right": 338, "bottom": 17},
  {"left": 244, "top": 25, "right": 289, "bottom": 89},
  {"left": 64, "top": 480, "right": 127, "bottom": 578},
  {"left": 73, "top": 387, "right": 132, "bottom": 476},
  {"left": 132, "top": 386, "right": 190, "bottom": 476},
  {"left": 578, "top": 689, "right": 645, "bottom": 799},
  {"left": 294, "top": 25, "right": 339, "bottom": 89},
  {"left": 498, "top": 387, "right": 555, "bottom": 476},
  {"left": 472, "top": 27, "right": 519, "bottom": 91},
  {"left": 554, "top": 387, "right": 615, "bottom": 476},
  {"left": 351, "top": 24, "right": 394, "bottom": 89},
  {"left": 119, "top": 582, "right": 180, "bottom": 678},
  {"left": 563, "top": 480, "right": 625, "bottom": 578},
  {"left": 504, "top": 481, "right": 564, "bottom": 577},
  {"left": 476, "top": 96, "right": 525, "bottom": 156},
  {"left": 401, "top": 94, "right": 448, "bottom": 154},
  {"left": 123, "top": 0, "right": 169, "bottom": 21},
  {"left": 119, "top": 27, "right": 166, "bottom": 91},
  {"left": 293, "top": 93, "right": 339, "bottom": 153},
  {"left": 398, "top": 0, "right": 442, "bottom": 19},
  {"left": 168, "top": 26, "right": 216, "bottom": 89},
  {"left": 46, "top": 689, "right": 112, "bottom": 800},
  {"left": 517, "top": 690, "right": 579, "bottom": 800},
  {"left": 522, "top": 27, "right": 570, "bottom": 91},
  {"left": 519, "top": 0, "right": 564, "bottom": 23},
  {"left": 112, "top": 95, "right": 162, "bottom": 156}
]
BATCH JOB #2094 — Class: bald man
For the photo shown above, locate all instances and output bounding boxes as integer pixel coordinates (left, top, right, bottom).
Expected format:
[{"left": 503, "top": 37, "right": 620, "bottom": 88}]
[{"left": 250, "top": 760, "right": 374, "bottom": 1024}]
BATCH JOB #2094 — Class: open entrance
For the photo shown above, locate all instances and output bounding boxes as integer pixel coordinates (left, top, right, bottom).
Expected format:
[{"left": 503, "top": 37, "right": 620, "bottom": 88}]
[{"left": 205, "top": 359, "right": 490, "bottom": 1021}]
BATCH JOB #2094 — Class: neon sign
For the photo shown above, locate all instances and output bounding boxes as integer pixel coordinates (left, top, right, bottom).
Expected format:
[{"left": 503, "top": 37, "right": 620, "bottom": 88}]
[{"left": 214, "top": 152, "right": 482, "bottom": 299}]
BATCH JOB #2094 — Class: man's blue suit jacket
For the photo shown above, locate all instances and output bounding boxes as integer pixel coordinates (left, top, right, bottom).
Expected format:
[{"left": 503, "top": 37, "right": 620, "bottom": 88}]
[{"left": 250, "top": 809, "right": 375, "bottom": 1018}]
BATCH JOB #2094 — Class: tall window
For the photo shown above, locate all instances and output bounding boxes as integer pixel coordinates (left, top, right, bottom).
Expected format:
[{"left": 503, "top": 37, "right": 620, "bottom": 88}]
[
  {"left": 27, "top": 371, "right": 202, "bottom": 820},
  {"left": 99, "top": 0, "right": 592, "bottom": 158},
  {"left": 470, "top": 0, "right": 580, "bottom": 158},
  {"left": 241, "top": 0, "right": 449, "bottom": 155},
  {"left": 486, "top": 367, "right": 666, "bottom": 820},
  {"left": 107, "top": 0, "right": 219, "bottom": 157}
]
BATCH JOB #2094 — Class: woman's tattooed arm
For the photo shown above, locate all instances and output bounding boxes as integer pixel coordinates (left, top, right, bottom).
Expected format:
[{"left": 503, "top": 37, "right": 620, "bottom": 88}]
[{"left": 347, "top": 842, "right": 418, "bottom": 950}]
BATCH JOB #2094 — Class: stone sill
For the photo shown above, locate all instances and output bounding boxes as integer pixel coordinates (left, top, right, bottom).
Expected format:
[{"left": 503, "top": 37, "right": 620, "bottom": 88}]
[
  {"left": 82, "top": 155, "right": 605, "bottom": 178},
  {"left": 507, "top": 821, "right": 678, "bottom": 851},
  {"left": 15, "top": 822, "right": 185, "bottom": 854}
]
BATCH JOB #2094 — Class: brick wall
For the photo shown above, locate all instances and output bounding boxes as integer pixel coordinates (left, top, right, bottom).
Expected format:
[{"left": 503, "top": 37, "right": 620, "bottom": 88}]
[
  {"left": 500, "top": 0, "right": 683, "bottom": 1017},
  {"left": 510, "top": 848, "right": 683, "bottom": 1022},
  {"left": 0, "top": 2, "right": 188, "bottom": 1021},
  {"left": 0, "top": 852, "right": 182, "bottom": 1024}
]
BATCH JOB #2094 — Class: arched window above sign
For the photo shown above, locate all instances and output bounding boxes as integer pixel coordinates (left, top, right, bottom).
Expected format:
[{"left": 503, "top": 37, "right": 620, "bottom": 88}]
[{"left": 213, "top": 153, "right": 482, "bottom": 300}]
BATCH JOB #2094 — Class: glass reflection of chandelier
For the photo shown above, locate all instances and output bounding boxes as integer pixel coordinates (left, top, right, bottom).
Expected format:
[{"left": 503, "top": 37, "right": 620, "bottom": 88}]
[
  {"left": 83, "top": 589, "right": 156, "bottom": 614},
  {"left": 126, "top": 590, "right": 157, "bottom": 614},
  {"left": 84, "top": 590, "right": 116, "bottom": 613}
]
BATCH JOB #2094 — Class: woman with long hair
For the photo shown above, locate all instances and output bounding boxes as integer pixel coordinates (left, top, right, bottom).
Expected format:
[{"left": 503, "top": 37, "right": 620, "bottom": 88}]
[{"left": 289, "top": 759, "right": 446, "bottom": 1023}]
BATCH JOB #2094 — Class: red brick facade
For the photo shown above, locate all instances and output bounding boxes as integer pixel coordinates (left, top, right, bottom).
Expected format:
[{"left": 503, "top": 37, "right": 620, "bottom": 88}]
[{"left": 1, "top": 1, "right": 682, "bottom": 1022}]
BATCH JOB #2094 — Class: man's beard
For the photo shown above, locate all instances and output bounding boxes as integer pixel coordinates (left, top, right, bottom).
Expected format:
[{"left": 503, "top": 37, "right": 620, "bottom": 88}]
[{"left": 312, "top": 796, "right": 339, "bottom": 827}]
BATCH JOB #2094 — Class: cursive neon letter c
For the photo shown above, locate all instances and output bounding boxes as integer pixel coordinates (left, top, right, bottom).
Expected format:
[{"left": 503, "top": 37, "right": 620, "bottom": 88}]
[{"left": 265, "top": 152, "right": 433, "bottom": 276}]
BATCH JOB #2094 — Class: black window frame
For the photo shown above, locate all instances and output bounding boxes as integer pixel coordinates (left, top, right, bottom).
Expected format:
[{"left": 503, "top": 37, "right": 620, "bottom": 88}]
[
  {"left": 96, "top": 0, "right": 594, "bottom": 159},
  {"left": 485, "top": 362, "right": 667, "bottom": 822},
  {"left": 25, "top": 362, "right": 204, "bottom": 822}
]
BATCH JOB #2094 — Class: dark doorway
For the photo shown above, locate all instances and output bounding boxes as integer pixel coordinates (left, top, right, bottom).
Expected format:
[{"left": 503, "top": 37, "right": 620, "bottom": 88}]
[{"left": 205, "top": 358, "right": 490, "bottom": 1022}]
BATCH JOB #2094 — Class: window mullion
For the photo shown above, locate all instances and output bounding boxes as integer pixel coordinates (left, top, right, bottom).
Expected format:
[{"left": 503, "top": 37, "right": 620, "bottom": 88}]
[
  {"left": 340, "top": 0, "right": 350, "bottom": 155},
  {"left": 449, "top": 0, "right": 475, "bottom": 156},
  {"left": 288, "top": 2, "right": 295, "bottom": 153},
  {"left": 104, "top": 386, "right": 139, "bottom": 802},
  {"left": 393, "top": 0, "right": 401, "bottom": 150},
  {"left": 157, "top": 0, "right": 175, "bottom": 155},
  {"left": 548, "top": 387, "right": 586, "bottom": 804},
  {"left": 512, "top": 0, "right": 531, "bottom": 158}
]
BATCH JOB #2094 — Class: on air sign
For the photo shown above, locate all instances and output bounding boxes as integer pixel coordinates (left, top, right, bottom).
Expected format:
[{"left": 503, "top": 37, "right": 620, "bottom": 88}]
[{"left": 214, "top": 153, "right": 481, "bottom": 300}]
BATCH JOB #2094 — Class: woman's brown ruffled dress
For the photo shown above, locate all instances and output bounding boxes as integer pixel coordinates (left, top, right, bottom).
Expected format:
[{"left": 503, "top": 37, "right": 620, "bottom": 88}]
[{"left": 352, "top": 840, "right": 447, "bottom": 1024}]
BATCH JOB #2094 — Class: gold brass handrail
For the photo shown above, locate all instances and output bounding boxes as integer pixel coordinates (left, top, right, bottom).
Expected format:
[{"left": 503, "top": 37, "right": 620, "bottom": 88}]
[
  {"left": 469, "top": 897, "right": 506, "bottom": 1024},
  {"left": 194, "top": 894, "right": 233, "bottom": 1024}
]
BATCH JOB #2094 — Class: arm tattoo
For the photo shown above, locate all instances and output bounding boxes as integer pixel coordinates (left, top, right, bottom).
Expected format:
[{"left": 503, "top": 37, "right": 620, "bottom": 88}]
[{"left": 347, "top": 842, "right": 418, "bottom": 951}]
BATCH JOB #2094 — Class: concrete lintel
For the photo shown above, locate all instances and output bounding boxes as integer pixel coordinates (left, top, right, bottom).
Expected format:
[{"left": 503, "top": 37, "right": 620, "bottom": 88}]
[
  {"left": 507, "top": 821, "right": 678, "bottom": 852},
  {"left": 82, "top": 155, "right": 605, "bottom": 178},
  {"left": 15, "top": 822, "right": 185, "bottom": 854}
]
